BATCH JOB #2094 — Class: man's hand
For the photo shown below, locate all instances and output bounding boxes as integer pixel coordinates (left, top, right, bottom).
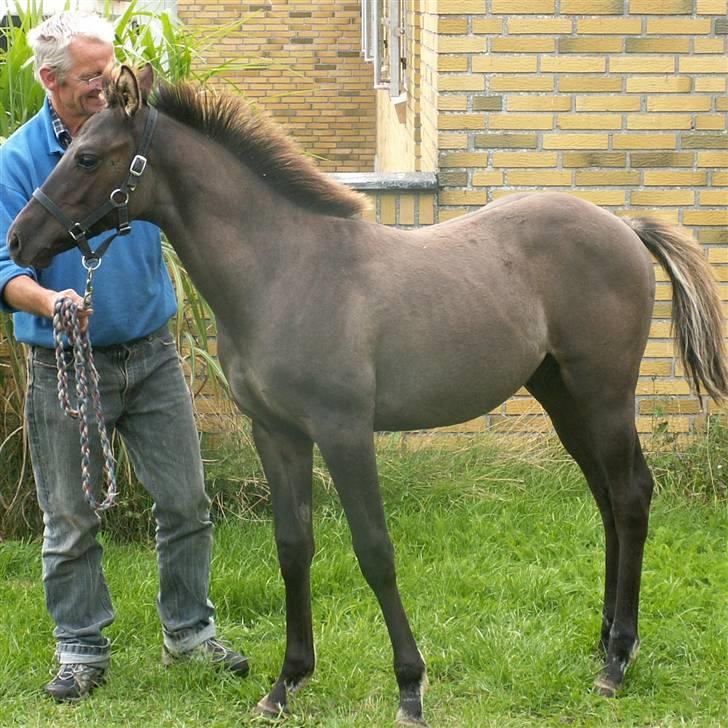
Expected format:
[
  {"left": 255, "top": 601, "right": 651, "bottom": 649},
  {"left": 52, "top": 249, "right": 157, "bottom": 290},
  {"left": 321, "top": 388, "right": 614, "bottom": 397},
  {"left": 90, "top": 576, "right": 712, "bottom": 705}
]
[
  {"left": 51, "top": 289, "right": 94, "bottom": 333},
  {"left": 3, "top": 277, "right": 93, "bottom": 333}
]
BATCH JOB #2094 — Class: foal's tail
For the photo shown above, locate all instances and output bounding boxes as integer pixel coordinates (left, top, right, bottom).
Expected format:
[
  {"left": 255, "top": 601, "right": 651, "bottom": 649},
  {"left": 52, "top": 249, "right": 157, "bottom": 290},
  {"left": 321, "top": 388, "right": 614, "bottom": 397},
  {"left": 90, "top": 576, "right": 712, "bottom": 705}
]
[{"left": 625, "top": 217, "right": 728, "bottom": 404}]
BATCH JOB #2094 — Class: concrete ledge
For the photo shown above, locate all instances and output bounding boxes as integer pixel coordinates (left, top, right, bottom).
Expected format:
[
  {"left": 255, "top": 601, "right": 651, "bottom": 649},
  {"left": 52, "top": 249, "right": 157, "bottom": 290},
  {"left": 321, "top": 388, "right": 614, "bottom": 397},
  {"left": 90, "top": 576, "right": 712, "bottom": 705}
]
[{"left": 329, "top": 172, "right": 438, "bottom": 191}]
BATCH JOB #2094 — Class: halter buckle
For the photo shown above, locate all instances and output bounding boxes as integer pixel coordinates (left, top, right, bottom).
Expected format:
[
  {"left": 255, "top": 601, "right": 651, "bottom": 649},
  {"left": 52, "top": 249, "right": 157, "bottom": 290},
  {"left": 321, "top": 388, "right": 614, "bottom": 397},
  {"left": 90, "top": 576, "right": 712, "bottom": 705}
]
[
  {"left": 69, "top": 222, "right": 86, "bottom": 242},
  {"left": 129, "top": 154, "right": 147, "bottom": 177}
]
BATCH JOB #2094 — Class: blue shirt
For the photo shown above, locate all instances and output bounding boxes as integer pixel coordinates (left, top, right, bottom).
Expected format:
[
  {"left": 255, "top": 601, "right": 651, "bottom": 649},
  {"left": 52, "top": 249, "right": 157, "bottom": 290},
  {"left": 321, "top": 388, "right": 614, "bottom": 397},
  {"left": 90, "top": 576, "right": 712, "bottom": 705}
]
[{"left": 0, "top": 99, "right": 177, "bottom": 347}]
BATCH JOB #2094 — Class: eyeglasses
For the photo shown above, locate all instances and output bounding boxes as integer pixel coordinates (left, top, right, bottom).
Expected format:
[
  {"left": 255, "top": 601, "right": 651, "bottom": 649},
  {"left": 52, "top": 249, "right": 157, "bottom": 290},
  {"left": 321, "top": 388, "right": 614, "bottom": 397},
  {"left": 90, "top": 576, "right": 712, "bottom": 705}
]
[{"left": 70, "top": 74, "right": 104, "bottom": 88}]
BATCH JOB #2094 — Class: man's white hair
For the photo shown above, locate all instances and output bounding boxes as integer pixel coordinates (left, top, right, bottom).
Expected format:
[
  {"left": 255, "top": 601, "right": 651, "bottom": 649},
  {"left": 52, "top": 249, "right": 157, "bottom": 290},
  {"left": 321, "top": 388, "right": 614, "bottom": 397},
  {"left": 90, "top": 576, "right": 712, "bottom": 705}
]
[{"left": 28, "top": 11, "right": 115, "bottom": 83}]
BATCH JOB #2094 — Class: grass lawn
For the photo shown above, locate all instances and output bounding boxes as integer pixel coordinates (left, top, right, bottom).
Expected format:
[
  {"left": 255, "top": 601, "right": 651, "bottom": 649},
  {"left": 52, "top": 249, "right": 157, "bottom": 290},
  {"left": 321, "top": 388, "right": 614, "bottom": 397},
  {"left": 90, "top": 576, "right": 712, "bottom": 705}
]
[{"left": 1, "top": 437, "right": 726, "bottom": 727}]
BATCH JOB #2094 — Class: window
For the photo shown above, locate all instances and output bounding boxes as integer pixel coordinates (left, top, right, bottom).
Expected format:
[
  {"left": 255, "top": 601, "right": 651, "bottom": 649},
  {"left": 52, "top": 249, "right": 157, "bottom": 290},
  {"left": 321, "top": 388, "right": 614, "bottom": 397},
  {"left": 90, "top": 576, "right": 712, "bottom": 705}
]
[
  {"left": 361, "top": 0, "right": 407, "bottom": 99},
  {"left": 0, "top": 14, "right": 20, "bottom": 52}
]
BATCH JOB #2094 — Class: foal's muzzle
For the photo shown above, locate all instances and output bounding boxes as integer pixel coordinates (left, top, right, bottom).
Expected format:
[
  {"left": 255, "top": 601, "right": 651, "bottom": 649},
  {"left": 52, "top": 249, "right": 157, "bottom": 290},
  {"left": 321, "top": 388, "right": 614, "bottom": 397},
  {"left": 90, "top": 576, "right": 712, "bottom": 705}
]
[{"left": 7, "top": 226, "right": 54, "bottom": 269}]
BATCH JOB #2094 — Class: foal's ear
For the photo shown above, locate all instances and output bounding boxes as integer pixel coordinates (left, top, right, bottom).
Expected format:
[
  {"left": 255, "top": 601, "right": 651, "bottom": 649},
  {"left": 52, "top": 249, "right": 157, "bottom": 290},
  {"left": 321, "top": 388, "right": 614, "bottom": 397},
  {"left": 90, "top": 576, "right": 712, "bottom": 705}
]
[
  {"left": 115, "top": 65, "right": 142, "bottom": 118},
  {"left": 137, "top": 63, "right": 154, "bottom": 101}
]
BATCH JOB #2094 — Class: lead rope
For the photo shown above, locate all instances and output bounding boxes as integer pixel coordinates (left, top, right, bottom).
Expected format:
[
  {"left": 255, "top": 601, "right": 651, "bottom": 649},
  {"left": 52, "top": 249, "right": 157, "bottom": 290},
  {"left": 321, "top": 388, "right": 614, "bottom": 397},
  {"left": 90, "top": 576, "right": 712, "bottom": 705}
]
[{"left": 53, "top": 260, "right": 118, "bottom": 511}]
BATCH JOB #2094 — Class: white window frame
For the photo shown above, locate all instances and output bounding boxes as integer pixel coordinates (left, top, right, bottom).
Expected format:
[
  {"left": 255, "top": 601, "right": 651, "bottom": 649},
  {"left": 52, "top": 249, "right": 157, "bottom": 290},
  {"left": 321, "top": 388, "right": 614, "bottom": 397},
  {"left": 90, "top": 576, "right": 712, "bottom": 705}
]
[{"left": 361, "top": 0, "right": 407, "bottom": 99}]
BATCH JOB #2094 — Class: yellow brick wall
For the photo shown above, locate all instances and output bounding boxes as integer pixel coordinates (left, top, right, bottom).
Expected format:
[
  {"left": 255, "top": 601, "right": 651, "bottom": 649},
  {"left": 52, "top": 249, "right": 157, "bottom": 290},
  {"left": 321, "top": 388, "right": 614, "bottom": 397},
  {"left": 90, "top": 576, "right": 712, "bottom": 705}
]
[
  {"left": 425, "top": 0, "right": 727, "bottom": 436},
  {"left": 359, "top": 189, "right": 437, "bottom": 225},
  {"left": 420, "top": 1, "right": 441, "bottom": 171},
  {"left": 177, "top": 0, "right": 376, "bottom": 171}
]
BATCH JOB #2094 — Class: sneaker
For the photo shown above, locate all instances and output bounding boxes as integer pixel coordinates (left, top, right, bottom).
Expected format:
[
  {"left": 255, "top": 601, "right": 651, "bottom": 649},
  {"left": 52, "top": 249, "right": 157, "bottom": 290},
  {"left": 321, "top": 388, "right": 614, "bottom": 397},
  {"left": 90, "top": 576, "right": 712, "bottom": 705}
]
[
  {"left": 44, "top": 663, "right": 106, "bottom": 702},
  {"left": 162, "top": 637, "right": 249, "bottom": 677}
]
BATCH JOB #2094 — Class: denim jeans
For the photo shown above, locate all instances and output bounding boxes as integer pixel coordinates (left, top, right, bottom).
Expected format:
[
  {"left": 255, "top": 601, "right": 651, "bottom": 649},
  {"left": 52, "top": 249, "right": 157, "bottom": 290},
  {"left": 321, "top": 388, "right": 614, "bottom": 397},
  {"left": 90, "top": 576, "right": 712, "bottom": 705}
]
[{"left": 26, "top": 326, "right": 216, "bottom": 667}]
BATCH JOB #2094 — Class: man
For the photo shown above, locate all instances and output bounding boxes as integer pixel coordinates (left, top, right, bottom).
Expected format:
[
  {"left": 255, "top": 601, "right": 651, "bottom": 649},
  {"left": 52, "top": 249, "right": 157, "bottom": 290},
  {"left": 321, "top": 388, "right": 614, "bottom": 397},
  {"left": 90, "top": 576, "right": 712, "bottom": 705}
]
[{"left": 0, "top": 11, "right": 248, "bottom": 701}]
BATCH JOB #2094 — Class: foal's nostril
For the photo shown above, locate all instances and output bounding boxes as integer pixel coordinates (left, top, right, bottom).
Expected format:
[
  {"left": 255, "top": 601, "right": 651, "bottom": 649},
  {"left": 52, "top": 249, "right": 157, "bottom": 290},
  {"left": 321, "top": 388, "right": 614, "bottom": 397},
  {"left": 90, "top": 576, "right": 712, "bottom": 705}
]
[
  {"left": 7, "top": 231, "right": 30, "bottom": 266},
  {"left": 7, "top": 232, "right": 20, "bottom": 258}
]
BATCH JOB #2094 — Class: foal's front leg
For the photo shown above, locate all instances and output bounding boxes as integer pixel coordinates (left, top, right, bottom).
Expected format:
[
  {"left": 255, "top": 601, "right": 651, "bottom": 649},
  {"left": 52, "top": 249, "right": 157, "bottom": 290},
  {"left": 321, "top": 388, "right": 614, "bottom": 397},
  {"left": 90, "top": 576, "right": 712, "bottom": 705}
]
[
  {"left": 316, "top": 425, "right": 428, "bottom": 726},
  {"left": 252, "top": 421, "right": 316, "bottom": 717}
]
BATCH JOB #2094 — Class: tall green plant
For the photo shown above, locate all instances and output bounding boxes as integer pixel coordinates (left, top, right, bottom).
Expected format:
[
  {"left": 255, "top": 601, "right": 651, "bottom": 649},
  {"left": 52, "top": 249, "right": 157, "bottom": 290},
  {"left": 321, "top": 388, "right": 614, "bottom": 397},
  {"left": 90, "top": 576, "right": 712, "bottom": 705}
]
[
  {"left": 0, "top": 1, "right": 46, "bottom": 140},
  {"left": 0, "top": 2, "right": 256, "bottom": 539},
  {"left": 113, "top": 0, "right": 264, "bottom": 90}
]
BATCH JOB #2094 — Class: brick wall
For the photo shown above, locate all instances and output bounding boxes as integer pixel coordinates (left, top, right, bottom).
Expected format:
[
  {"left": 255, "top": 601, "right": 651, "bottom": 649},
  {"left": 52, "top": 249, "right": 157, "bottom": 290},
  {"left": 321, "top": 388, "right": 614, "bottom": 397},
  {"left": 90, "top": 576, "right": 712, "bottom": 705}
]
[
  {"left": 433, "top": 1, "right": 726, "bottom": 223},
  {"left": 420, "top": 1, "right": 441, "bottom": 171},
  {"left": 423, "top": 0, "right": 727, "bottom": 436},
  {"left": 177, "top": 0, "right": 377, "bottom": 171},
  {"left": 331, "top": 172, "right": 439, "bottom": 225}
]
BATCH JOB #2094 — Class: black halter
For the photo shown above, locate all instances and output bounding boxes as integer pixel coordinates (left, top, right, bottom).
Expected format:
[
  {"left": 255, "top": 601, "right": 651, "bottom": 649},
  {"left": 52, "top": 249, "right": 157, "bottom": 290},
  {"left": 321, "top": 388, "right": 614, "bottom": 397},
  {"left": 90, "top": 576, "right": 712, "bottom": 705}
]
[{"left": 32, "top": 106, "right": 158, "bottom": 268}]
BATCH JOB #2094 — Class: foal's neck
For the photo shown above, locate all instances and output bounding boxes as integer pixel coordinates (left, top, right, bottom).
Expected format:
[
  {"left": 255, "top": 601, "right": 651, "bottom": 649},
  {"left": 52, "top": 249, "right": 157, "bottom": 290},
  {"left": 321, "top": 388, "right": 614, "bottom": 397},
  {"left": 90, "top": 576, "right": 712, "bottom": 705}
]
[{"left": 147, "top": 114, "right": 319, "bottom": 320}]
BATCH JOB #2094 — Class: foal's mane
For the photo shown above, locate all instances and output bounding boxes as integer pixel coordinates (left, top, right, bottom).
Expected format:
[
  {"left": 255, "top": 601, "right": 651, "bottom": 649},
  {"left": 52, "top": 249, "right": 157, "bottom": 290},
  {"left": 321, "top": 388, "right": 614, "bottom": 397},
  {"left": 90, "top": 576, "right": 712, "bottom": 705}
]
[{"left": 145, "top": 82, "right": 368, "bottom": 219}]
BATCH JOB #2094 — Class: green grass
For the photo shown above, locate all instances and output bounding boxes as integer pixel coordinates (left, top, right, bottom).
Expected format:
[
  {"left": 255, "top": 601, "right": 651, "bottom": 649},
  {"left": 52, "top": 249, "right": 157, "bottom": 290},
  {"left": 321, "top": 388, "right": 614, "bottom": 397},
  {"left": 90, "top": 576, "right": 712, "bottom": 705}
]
[{"left": 1, "top": 437, "right": 726, "bottom": 727}]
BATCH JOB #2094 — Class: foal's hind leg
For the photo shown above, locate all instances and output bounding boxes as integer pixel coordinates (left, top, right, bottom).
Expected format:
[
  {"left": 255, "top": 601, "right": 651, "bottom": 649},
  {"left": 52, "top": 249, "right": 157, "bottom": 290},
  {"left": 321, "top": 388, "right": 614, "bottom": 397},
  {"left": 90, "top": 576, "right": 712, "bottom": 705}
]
[
  {"left": 596, "top": 436, "right": 653, "bottom": 696},
  {"left": 251, "top": 421, "right": 316, "bottom": 717},
  {"left": 526, "top": 359, "right": 619, "bottom": 652},
  {"left": 526, "top": 356, "right": 653, "bottom": 695}
]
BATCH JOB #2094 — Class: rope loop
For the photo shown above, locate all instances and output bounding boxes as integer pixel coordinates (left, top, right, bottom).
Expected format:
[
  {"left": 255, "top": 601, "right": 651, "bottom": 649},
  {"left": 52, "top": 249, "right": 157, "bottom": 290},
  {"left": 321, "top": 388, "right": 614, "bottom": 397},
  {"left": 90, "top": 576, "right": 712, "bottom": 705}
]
[{"left": 53, "top": 297, "right": 118, "bottom": 511}]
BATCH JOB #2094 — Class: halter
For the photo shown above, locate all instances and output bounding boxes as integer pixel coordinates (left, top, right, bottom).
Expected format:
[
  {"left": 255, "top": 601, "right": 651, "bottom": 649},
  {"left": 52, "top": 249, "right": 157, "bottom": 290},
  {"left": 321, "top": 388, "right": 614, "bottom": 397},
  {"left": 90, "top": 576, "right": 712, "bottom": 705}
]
[{"left": 32, "top": 106, "right": 159, "bottom": 271}]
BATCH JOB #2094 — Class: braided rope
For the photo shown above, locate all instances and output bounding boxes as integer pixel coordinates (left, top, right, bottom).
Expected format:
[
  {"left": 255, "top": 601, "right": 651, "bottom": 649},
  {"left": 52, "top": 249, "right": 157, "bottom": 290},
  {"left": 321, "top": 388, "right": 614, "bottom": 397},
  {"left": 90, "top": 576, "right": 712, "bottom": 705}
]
[{"left": 53, "top": 298, "right": 118, "bottom": 511}]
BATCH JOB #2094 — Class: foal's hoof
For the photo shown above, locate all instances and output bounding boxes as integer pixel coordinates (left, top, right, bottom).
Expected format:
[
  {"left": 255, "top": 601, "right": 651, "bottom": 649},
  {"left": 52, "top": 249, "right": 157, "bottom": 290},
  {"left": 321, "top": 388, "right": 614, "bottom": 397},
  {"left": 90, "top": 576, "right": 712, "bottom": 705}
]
[
  {"left": 395, "top": 710, "right": 429, "bottom": 727},
  {"left": 395, "top": 673, "right": 429, "bottom": 726},
  {"left": 255, "top": 695, "right": 289, "bottom": 720},
  {"left": 594, "top": 639, "right": 640, "bottom": 698},
  {"left": 593, "top": 675, "right": 619, "bottom": 698}
]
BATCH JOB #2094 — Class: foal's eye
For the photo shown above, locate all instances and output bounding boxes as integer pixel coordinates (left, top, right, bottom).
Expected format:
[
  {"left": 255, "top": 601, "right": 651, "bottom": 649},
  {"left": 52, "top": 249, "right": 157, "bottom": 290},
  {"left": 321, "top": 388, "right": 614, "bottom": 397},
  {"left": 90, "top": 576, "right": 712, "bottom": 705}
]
[{"left": 76, "top": 154, "right": 98, "bottom": 170}]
